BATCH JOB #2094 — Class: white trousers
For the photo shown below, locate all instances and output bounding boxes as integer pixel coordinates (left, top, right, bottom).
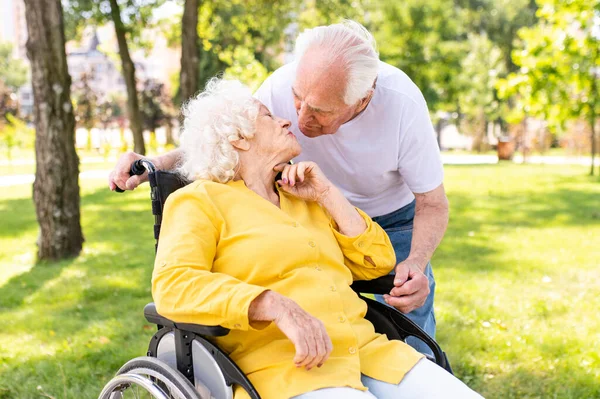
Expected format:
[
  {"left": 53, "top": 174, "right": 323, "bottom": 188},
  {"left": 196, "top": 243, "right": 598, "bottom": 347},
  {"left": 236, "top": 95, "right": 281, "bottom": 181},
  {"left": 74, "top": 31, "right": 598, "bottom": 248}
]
[{"left": 291, "top": 359, "right": 484, "bottom": 399}]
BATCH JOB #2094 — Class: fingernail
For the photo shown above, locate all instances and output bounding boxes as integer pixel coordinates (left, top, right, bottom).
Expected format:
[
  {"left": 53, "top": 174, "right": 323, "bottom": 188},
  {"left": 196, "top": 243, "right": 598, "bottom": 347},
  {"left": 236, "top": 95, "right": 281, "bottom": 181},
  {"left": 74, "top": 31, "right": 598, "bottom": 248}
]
[{"left": 283, "top": 178, "right": 288, "bottom": 184}]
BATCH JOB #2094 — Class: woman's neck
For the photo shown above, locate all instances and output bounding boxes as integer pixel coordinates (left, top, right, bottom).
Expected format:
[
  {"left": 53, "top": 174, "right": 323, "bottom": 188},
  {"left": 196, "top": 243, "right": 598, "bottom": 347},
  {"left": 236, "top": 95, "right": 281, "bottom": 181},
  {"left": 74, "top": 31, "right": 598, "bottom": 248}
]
[{"left": 235, "top": 160, "right": 281, "bottom": 206}]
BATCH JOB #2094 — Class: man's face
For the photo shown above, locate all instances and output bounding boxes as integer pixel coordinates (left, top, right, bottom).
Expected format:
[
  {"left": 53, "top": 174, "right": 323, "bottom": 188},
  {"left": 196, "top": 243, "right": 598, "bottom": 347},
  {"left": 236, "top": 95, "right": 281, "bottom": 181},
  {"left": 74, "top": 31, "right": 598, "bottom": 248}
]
[{"left": 292, "top": 56, "right": 357, "bottom": 138}]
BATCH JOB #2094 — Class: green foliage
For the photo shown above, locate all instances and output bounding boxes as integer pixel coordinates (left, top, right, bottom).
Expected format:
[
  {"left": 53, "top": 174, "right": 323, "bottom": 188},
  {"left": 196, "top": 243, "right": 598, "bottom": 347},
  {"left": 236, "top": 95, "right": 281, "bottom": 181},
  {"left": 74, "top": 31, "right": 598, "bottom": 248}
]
[
  {"left": 297, "top": 0, "right": 365, "bottom": 29},
  {"left": 497, "top": 0, "right": 600, "bottom": 133},
  {"left": 163, "top": 0, "right": 368, "bottom": 93},
  {"left": 456, "top": 0, "right": 538, "bottom": 73},
  {"left": 457, "top": 33, "right": 506, "bottom": 141},
  {"left": 222, "top": 47, "right": 269, "bottom": 92},
  {"left": 0, "top": 114, "right": 35, "bottom": 161},
  {"left": 0, "top": 43, "right": 28, "bottom": 90},
  {"left": 63, "top": 0, "right": 164, "bottom": 52},
  {"left": 196, "top": 0, "right": 294, "bottom": 87},
  {"left": 368, "top": 0, "right": 469, "bottom": 114}
]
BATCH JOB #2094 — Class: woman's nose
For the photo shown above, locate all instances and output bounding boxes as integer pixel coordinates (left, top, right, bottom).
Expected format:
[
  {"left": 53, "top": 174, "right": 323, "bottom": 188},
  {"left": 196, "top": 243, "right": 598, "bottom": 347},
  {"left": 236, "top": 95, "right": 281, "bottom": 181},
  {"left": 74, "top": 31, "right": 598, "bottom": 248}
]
[{"left": 280, "top": 118, "right": 292, "bottom": 129}]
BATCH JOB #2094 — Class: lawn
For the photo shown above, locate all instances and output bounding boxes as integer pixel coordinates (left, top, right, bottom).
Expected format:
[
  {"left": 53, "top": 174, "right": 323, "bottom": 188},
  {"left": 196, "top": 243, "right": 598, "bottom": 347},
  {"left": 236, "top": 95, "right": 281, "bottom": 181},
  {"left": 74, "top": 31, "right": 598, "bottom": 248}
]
[{"left": 0, "top": 164, "right": 599, "bottom": 398}]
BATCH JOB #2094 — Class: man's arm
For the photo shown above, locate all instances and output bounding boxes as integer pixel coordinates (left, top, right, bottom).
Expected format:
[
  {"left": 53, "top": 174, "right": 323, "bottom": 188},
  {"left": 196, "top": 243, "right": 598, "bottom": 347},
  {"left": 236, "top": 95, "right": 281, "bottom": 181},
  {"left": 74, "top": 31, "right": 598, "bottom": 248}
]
[
  {"left": 408, "top": 183, "right": 449, "bottom": 270},
  {"left": 383, "top": 183, "right": 449, "bottom": 313},
  {"left": 108, "top": 148, "right": 184, "bottom": 191}
]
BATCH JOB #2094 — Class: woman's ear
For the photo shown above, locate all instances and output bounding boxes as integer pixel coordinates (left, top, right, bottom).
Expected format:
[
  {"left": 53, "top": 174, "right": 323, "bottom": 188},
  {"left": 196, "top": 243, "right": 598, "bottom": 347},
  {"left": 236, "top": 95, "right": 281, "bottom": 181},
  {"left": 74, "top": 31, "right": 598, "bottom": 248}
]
[{"left": 230, "top": 138, "right": 251, "bottom": 151}]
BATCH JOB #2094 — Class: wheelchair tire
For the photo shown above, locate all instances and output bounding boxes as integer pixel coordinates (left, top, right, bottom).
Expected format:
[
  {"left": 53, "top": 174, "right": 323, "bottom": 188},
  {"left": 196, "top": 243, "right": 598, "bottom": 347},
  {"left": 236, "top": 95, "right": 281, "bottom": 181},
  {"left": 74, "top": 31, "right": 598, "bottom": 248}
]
[{"left": 98, "top": 356, "right": 204, "bottom": 399}]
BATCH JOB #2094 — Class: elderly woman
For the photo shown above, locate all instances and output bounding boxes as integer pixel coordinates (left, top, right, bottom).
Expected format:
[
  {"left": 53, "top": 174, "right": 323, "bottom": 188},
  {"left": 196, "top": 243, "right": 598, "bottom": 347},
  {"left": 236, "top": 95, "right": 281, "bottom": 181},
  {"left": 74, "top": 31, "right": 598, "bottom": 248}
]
[{"left": 152, "top": 78, "right": 482, "bottom": 399}]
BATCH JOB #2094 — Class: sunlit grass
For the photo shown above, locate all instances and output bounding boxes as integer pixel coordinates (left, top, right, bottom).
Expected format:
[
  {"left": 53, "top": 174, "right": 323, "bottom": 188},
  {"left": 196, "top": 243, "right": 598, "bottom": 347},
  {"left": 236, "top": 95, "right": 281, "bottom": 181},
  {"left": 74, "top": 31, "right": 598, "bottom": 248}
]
[
  {"left": 434, "top": 164, "right": 600, "bottom": 398},
  {"left": 0, "top": 164, "right": 599, "bottom": 398}
]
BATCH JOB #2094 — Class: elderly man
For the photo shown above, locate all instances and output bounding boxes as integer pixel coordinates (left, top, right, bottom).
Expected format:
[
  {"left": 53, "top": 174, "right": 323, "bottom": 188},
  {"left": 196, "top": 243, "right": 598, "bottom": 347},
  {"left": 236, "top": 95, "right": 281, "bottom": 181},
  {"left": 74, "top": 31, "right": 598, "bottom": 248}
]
[{"left": 109, "top": 20, "right": 449, "bottom": 355}]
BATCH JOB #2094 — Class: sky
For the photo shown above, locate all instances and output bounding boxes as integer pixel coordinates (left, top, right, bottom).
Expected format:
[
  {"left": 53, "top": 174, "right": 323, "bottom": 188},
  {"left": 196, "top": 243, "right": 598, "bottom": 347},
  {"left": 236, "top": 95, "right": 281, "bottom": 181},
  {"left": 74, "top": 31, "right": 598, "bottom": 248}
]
[{"left": 0, "top": 0, "right": 16, "bottom": 43}]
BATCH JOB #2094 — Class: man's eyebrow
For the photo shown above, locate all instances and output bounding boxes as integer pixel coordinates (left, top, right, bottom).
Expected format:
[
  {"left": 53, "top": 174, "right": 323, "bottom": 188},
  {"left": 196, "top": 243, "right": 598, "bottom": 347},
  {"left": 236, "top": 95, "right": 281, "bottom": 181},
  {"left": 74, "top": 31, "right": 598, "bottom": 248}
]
[
  {"left": 291, "top": 87, "right": 301, "bottom": 98},
  {"left": 292, "top": 87, "right": 333, "bottom": 113}
]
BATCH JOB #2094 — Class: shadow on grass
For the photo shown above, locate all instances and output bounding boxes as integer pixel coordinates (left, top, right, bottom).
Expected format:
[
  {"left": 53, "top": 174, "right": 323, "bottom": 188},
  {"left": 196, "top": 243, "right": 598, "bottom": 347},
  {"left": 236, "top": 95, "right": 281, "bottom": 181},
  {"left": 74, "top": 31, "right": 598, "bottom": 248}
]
[
  {"left": 0, "top": 312, "right": 155, "bottom": 399},
  {"left": 0, "top": 196, "right": 37, "bottom": 238},
  {"left": 433, "top": 172, "right": 600, "bottom": 274},
  {"left": 0, "top": 185, "right": 156, "bottom": 312}
]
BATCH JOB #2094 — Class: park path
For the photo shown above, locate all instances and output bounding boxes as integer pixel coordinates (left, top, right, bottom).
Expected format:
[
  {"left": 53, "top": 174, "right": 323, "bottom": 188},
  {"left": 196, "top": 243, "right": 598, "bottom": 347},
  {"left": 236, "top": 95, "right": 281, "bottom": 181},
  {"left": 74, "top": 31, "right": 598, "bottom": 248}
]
[{"left": 1, "top": 154, "right": 599, "bottom": 188}]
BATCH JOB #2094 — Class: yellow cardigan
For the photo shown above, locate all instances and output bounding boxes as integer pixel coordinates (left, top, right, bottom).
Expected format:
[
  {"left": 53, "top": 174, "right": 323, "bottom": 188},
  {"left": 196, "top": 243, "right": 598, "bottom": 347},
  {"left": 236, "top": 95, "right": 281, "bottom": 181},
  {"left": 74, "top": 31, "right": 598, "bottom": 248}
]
[{"left": 152, "top": 179, "right": 423, "bottom": 399}]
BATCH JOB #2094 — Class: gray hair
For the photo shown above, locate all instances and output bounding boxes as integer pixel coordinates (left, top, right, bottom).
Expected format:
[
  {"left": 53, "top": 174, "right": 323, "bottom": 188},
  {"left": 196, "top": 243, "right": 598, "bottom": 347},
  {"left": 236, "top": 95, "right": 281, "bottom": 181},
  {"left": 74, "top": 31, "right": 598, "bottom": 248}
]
[
  {"left": 294, "top": 20, "right": 379, "bottom": 105},
  {"left": 178, "top": 78, "right": 259, "bottom": 183}
]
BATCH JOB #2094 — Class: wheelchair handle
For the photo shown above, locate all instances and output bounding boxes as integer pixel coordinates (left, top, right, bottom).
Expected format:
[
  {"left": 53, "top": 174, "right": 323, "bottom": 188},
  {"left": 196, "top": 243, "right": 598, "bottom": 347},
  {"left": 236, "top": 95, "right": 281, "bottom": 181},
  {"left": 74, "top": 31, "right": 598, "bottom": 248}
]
[{"left": 115, "top": 159, "right": 156, "bottom": 192}]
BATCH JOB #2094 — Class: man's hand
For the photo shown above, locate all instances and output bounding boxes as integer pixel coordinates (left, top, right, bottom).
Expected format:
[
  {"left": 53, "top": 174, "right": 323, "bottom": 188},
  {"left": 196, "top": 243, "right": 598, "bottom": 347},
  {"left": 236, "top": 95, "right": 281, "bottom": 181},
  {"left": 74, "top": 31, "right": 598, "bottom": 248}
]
[
  {"left": 108, "top": 151, "right": 149, "bottom": 191},
  {"left": 383, "top": 260, "right": 430, "bottom": 314}
]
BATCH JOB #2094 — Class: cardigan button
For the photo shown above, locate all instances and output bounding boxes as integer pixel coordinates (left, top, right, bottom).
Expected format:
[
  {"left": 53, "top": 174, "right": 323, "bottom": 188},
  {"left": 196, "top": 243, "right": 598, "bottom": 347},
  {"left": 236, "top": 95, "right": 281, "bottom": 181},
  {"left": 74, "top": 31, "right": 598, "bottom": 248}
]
[
  {"left": 308, "top": 240, "right": 316, "bottom": 247},
  {"left": 357, "top": 241, "right": 364, "bottom": 248},
  {"left": 348, "top": 347, "right": 356, "bottom": 354}
]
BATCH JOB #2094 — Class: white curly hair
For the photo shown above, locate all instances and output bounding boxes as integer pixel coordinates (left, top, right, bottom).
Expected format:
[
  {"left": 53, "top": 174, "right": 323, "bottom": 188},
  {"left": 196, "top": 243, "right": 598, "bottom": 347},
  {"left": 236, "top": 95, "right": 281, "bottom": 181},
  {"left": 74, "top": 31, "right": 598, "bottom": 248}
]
[
  {"left": 178, "top": 78, "right": 259, "bottom": 183},
  {"left": 294, "top": 20, "right": 379, "bottom": 105}
]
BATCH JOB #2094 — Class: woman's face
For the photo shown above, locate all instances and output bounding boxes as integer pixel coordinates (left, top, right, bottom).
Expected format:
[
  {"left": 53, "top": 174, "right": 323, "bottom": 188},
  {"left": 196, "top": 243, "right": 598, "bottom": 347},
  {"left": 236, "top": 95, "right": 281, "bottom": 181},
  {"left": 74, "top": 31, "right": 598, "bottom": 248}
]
[{"left": 251, "top": 103, "right": 301, "bottom": 161}]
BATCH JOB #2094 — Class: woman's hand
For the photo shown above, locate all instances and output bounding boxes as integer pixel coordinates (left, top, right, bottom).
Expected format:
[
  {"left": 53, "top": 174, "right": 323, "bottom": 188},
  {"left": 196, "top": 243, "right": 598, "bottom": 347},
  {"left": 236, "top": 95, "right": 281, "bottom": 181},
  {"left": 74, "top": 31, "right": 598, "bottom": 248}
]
[
  {"left": 249, "top": 291, "right": 333, "bottom": 370},
  {"left": 274, "top": 161, "right": 333, "bottom": 204}
]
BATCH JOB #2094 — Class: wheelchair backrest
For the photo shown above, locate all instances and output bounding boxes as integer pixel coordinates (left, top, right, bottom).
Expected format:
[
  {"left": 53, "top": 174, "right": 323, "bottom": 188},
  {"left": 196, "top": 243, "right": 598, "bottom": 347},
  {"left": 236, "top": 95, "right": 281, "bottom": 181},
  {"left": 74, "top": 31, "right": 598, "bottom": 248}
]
[{"left": 148, "top": 170, "right": 192, "bottom": 252}]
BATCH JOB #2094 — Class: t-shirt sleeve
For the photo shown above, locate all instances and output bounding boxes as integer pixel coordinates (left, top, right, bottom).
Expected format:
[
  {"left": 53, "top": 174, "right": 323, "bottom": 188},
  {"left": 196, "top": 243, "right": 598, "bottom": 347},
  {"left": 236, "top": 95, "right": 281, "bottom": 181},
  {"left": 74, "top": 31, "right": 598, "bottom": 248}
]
[{"left": 397, "top": 94, "right": 444, "bottom": 194}]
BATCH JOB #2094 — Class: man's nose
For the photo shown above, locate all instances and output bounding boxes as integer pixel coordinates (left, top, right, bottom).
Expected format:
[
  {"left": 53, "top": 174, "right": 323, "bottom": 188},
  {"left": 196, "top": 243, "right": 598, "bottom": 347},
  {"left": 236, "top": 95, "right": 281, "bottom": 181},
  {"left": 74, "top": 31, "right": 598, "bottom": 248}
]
[{"left": 297, "top": 102, "right": 312, "bottom": 121}]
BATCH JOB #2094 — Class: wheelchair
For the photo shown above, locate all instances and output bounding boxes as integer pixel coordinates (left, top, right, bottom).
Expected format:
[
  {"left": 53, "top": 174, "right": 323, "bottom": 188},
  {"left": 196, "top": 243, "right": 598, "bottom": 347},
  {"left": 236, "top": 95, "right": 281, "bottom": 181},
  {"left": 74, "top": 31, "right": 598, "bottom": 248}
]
[{"left": 100, "top": 159, "right": 453, "bottom": 399}]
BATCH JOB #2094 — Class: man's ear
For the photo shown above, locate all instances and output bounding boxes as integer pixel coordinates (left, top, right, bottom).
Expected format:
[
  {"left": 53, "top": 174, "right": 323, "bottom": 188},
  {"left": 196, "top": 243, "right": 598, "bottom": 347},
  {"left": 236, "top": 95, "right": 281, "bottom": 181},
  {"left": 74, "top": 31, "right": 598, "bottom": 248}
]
[
  {"left": 356, "top": 89, "right": 374, "bottom": 113},
  {"left": 230, "top": 138, "right": 251, "bottom": 151}
]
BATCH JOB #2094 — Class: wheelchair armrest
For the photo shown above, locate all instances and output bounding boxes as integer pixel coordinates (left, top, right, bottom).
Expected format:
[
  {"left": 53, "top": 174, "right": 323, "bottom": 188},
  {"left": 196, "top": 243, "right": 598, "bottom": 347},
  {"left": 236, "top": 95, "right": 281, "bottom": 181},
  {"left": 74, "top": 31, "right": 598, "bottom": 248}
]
[
  {"left": 144, "top": 303, "right": 230, "bottom": 337},
  {"left": 350, "top": 275, "right": 395, "bottom": 295}
]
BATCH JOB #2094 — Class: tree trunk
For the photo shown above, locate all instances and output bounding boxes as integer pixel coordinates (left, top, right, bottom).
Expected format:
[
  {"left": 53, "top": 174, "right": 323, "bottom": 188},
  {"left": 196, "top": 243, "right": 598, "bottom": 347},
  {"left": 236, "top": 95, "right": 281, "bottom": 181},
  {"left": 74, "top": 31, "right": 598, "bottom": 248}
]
[
  {"left": 165, "top": 119, "right": 175, "bottom": 146},
  {"left": 180, "top": 0, "right": 200, "bottom": 104},
  {"left": 24, "top": 0, "right": 83, "bottom": 261},
  {"left": 108, "top": 0, "right": 145, "bottom": 155}
]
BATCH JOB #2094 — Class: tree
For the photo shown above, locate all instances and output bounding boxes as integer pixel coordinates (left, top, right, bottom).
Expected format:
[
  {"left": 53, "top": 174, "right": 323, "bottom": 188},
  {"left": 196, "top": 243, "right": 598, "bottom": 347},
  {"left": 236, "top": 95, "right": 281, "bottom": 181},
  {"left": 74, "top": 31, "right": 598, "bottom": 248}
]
[
  {"left": 23, "top": 0, "right": 84, "bottom": 260},
  {"left": 457, "top": 33, "right": 506, "bottom": 151},
  {"left": 139, "top": 78, "right": 175, "bottom": 150},
  {"left": 107, "top": 0, "right": 146, "bottom": 155},
  {"left": 368, "top": 0, "right": 469, "bottom": 146},
  {"left": 179, "top": 0, "right": 200, "bottom": 104},
  {"left": 63, "top": 0, "right": 165, "bottom": 155},
  {"left": 160, "top": 0, "right": 296, "bottom": 92},
  {"left": 0, "top": 43, "right": 28, "bottom": 90},
  {"left": 0, "top": 43, "right": 28, "bottom": 121},
  {"left": 498, "top": 0, "right": 600, "bottom": 174},
  {"left": 72, "top": 71, "right": 99, "bottom": 150}
]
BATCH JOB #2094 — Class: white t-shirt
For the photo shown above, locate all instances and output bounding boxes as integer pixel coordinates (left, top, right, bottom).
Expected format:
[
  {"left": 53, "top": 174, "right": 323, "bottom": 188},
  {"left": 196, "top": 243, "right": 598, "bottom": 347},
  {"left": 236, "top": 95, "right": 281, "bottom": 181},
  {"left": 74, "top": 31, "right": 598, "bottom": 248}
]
[{"left": 254, "top": 61, "right": 443, "bottom": 217}]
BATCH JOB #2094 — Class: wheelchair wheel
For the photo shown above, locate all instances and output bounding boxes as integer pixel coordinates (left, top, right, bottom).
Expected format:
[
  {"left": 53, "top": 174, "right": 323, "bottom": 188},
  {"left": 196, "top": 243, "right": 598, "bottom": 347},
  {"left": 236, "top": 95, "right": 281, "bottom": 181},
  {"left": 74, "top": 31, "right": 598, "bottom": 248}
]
[{"left": 98, "top": 356, "right": 204, "bottom": 399}]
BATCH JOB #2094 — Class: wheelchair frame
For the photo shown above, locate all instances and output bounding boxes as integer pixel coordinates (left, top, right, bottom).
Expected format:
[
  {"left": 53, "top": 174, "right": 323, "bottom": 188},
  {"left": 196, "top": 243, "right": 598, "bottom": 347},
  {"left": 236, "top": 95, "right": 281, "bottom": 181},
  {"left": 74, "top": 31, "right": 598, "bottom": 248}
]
[{"left": 104, "top": 159, "right": 452, "bottom": 399}]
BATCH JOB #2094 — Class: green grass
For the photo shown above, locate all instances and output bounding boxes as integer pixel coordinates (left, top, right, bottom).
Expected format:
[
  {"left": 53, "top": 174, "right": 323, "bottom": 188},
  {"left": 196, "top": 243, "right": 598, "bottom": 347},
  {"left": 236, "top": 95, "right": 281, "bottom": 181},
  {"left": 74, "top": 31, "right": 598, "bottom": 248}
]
[{"left": 0, "top": 164, "right": 599, "bottom": 398}]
